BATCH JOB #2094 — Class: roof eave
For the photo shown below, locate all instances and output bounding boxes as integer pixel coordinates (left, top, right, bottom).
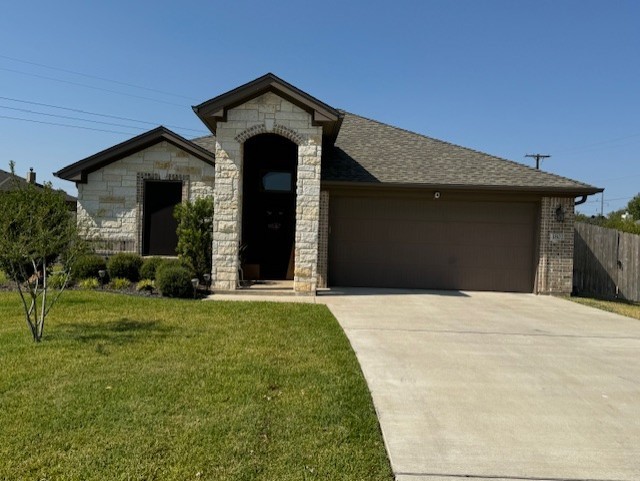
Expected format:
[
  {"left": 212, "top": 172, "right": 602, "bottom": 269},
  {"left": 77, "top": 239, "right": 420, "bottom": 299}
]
[
  {"left": 54, "top": 127, "right": 215, "bottom": 184},
  {"left": 193, "top": 73, "right": 342, "bottom": 138},
  {"left": 320, "top": 180, "right": 604, "bottom": 196}
]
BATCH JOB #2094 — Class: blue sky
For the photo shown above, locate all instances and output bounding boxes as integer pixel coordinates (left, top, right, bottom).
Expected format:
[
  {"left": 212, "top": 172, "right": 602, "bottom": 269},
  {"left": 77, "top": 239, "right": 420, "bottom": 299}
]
[{"left": 0, "top": 0, "right": 638, "bottom": 216}]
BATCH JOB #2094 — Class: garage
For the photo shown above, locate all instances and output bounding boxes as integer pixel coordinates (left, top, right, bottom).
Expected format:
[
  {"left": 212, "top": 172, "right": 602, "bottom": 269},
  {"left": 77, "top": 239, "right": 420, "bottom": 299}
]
[{"left": 328, "top": 194, "right": 538, "bottom": 292}]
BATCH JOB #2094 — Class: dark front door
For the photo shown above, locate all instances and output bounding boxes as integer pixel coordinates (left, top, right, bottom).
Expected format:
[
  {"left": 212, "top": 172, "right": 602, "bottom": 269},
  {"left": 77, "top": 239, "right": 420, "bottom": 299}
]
[
  {"left": 143, "top": 181, "right": 182, "bottom": 256},
  {"left": 242, "top": 134, "right": 297, "bottom": 280}
]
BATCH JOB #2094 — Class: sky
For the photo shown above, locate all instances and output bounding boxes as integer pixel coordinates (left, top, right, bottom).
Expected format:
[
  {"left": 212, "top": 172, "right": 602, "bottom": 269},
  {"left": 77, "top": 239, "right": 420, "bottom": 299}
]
[{"left": 0, "top": 0, "right": 638, "bottom": 216}]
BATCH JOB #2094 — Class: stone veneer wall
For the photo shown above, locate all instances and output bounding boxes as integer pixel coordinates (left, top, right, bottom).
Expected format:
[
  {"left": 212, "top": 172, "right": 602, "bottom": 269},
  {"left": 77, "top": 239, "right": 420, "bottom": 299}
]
[
  {"left": 536, "top": 196, "right": 575, "bottom": 294},
  {"left": 212, "top": 92, "right": 323, "bottom": 293},
  {"left": 77, "top": 141, "right": 215, "bottom": 254}
]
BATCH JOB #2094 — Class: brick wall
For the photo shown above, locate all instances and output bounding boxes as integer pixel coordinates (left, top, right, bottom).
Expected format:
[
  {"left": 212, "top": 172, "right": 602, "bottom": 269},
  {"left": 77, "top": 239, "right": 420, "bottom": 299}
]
[
  {"left": 536, "top": 196, "right": 575, "bottom": 294},
  {"left": 212, "top": 92, "right": 323, "bottom": 293},
  {"left": 77, "top": 141, "right": 215, "bottom": 255}
]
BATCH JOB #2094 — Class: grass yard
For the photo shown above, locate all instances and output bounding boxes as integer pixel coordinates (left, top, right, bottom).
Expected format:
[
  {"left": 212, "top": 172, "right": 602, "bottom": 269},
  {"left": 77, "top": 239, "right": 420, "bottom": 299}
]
[
  {"left": 0, "top": 291, "right": 392, "bottom": 481},
  {"left": 570, "top": 296, "right": 640, "bottom": 321}
]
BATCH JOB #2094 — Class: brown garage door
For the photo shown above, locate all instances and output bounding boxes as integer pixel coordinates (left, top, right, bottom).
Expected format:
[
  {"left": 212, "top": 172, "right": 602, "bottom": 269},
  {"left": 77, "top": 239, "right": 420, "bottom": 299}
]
[{"left": 328, "top": 195, "right": 538, "bottom": 292}]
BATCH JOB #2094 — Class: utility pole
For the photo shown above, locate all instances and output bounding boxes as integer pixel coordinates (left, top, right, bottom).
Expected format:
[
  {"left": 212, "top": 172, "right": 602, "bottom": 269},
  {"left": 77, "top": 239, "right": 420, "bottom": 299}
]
[{"left": 525, "top": 153, "right": 551, "bottom": 169}]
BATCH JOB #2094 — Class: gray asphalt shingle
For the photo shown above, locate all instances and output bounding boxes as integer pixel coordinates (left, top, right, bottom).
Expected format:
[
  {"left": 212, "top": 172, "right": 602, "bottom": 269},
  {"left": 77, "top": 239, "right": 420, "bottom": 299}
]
[{"left": 190, "top": 111, "right": 599, "bottom": 193}]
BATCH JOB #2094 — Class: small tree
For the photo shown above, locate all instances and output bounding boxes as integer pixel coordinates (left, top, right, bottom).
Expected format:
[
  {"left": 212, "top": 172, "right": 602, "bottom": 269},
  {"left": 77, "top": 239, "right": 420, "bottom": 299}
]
[
  {"left": 174, "top": 197, "right": 214, "bottom": 280},
  {"left": 627, "top": 193, "right": 640, "bottom": 221},
  {"left": 0, "top": 162, "right": 82, "bottom": 342}
]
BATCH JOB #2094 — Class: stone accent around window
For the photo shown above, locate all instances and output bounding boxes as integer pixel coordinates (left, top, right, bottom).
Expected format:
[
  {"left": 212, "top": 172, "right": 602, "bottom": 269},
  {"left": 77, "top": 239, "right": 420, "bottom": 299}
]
[
  {"left": 76, "top": 141, "right": 214, "bottom": 255},
  {"left": 212, "top": 92, "right": 323, "bottom": 293},
  {"left": 536, "top": 196, "right": 575, "bottom": 294}
]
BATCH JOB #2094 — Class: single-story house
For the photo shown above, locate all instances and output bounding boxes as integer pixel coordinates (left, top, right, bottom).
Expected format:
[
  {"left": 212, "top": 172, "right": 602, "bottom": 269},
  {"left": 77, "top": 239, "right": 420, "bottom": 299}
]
[
  {"left": 1, "top": 167, "right": 77, "bottom": 210},
  {"left": 55, "top": 73, "right": 602, "bottom": 295}
]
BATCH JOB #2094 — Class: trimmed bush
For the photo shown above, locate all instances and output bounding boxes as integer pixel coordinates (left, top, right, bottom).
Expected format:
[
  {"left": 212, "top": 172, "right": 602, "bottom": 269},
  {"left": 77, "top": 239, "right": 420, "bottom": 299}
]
[
  {"left": 156, "top": 258, "right": 193, "bottom": 278},
  {"left": 48, "top": 271, "right": 68, "bottom": 289},
  {"left": 107, "top": 253, "right": 143, "bottom": 282},
  {"left": 78, "top": 278, "right": 100, "bottom": 290},
  {"left": 136, "top": 279, "right": 155, "bottom": 292},
  {"left": 140, "top": 257, "right": 165, "bottom": 280},
  {"left": 72, "top": 254, "right": 107, "bottom": 281},
  {"left": 156, "top": 265, "right": 194, "bottom": 298},
  {"left": 109, "top": 277, "right": 131, "bottom": 290}
]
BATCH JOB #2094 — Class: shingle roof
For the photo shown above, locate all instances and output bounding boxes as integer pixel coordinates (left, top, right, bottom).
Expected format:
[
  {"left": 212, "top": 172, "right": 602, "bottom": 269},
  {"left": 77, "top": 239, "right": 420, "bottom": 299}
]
[
  {"left": 322, "top": 112, "right": 601, "bottom": 194},
  {"left": 0, "top": 168, "right": 77, "bottom": 206},
  {"left": 190, "top": 135, "right": 217, "bottom": 153}
]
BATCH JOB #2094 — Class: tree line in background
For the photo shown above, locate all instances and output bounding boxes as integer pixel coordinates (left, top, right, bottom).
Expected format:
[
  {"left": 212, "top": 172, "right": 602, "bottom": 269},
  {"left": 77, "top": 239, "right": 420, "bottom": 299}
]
[{"left": 576, "top": 193, "right": 640, "bottom": 235}]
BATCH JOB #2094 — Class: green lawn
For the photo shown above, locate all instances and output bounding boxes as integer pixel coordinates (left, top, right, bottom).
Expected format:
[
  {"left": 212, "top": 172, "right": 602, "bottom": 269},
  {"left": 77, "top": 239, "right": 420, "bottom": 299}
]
[
  {"left": 0, "top": 291, "right": 392, "bottom": 481},
  {"left": 570, "top": 296, "right": 640, "bottom": 321}
]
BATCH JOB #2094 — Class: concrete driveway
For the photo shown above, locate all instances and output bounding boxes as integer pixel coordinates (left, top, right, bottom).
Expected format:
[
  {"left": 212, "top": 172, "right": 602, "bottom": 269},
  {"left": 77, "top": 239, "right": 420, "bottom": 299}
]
[{"left": 319, "top": 289, "right": 640, "bottom": 481}]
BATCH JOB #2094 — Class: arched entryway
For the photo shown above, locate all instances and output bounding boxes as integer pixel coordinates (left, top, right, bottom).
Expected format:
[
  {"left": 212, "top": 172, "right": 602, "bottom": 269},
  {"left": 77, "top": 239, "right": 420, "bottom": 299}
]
[{"left": 241, "top": 134, "right": 297, "bottom": 280}]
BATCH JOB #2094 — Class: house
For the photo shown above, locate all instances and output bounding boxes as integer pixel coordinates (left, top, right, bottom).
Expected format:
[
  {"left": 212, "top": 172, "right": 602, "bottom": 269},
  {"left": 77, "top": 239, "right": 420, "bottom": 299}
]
[
  {"left": 55, "top": 73, "right": 602, "bottom": 295},
  {"left": 1, "top": 167, "right": 77, "bottom": 211}
]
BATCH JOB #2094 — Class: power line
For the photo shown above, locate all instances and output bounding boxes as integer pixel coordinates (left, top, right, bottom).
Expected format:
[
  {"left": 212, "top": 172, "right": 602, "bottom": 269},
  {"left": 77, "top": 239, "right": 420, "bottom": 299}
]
[
  {"left": 0, "top": 96, "right": 208, "bottom": 134},
  {"left": 555, "top": 133, "right": 640, "bottom": 156},
  {"left": 0, "top": 66, "right": 186, "bottom": 108},
  {"left": 0, "top": 53, "right": 199, "bottom": 101},
  {"left": 0, "top": 104, "right": 150, "bottom": 131},
  {"left": 0, "top": 114, "right": 137, "bottom": 135}
]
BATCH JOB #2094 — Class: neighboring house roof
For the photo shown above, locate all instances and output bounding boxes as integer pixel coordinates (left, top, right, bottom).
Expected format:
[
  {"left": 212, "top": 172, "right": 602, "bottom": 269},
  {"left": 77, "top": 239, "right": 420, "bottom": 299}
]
[
  {"left": 0, "top": 168, "right": 77, "bottom": 207},
  {"left": 190, "top": 134, "right": 217, "bottom": 153},
  {"left": 321, "top": 112, "right": 601, "bottom": 195},
  {"left": 54, "top": 126, "right": 215, "bottom": 183},
  {"left": 192, "top": 73, "right": 343, "bottom": 139}
]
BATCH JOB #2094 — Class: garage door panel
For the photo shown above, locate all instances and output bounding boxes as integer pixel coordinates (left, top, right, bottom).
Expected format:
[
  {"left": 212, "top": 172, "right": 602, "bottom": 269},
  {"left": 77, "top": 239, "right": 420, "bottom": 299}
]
[{"left": 329, "top": 196, "right": 537, "bottom": 292}]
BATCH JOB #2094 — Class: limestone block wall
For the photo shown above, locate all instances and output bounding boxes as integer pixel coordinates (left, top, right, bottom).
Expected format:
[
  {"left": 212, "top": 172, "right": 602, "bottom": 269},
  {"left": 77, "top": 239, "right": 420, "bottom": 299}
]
[
  {"left": 77, "top": 141, "right": 215, "bottom": 254},
  {"left": 212, "top": 92, "right": 323, "bottom": 293},
  {"left": 536, "top": 196, "right": 575, "bottom": 294}
]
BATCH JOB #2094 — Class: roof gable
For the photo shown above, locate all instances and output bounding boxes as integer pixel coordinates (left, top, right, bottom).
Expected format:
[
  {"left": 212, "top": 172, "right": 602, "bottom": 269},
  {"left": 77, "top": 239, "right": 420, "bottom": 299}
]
[
  {"left": 193, "top": 73, "right": 342, "bottom": 138},
  {"left": 55, "top": 126, "right": 215, "bottom": 183}
]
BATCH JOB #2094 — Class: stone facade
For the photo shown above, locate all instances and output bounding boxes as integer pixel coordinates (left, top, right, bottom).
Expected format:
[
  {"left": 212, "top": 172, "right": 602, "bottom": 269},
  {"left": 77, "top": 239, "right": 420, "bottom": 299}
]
[
  {"left": 536, "top": 196, "right": 575, "bottom": 294},
  {"left": 77, "top": 141, "right": 215, "bottom": 254},
  {"left": 212, "top": 92, "right": 323, "bottom": 293}
]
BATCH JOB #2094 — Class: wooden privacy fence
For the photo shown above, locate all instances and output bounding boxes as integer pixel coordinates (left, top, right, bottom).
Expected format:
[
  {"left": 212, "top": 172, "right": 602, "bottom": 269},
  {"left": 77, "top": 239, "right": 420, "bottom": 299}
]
[{"left": 574, "top": 222, "right": 640, "bottom": 302}]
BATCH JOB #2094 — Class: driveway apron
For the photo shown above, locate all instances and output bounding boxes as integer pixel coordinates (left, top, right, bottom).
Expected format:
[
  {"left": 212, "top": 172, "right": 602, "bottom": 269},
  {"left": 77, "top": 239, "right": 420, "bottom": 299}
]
[{"left": 319, "top": 289, "right": 640, "bottom": 481}]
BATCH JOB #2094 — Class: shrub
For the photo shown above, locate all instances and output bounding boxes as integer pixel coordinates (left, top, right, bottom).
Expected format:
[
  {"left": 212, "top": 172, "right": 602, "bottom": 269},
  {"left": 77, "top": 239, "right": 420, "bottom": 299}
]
[
  {"left": 140, "top": 257, "right": 165, "bottom": 280},
  {"left": 136, "top": 279, "right": 155, "bottom": 292},
  {"left": 174, "top": 198, "right": 214, "bottom": 280},
  {"left": 156, "top": 265, "right": 194, "bottom": 299},
  {"left": 107, "top": 253, "right": 143, "bottom": 282},
  {"left": 155, "top": 258, "right": 193, "bottom": 278},
  {"left": 109, "top": 277, "right": 131, "bottom": 290},
  {"left": 0, "top": 270, "right": 9, "bottom": 286},
  {"left": 72, "top": 254, "right": 107, "bottom": 282},
  {"left": 78, "top": 278, "right": 100, "bottom": 290},
  {"left": 48, "top": 271, "right": 68, "bottom": 289}
]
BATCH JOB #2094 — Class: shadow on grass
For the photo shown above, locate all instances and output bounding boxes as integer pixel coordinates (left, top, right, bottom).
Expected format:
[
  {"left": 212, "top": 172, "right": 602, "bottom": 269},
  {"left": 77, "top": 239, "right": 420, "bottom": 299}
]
[{"left": 56, "top": 318, "right": 175, "bottom": 347}]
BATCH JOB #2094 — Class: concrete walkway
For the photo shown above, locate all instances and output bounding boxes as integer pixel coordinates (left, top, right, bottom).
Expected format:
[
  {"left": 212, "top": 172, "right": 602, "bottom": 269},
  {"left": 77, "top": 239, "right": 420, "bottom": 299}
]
[{"left": 320, "top": 289, "right": 640, "bottom": 481}]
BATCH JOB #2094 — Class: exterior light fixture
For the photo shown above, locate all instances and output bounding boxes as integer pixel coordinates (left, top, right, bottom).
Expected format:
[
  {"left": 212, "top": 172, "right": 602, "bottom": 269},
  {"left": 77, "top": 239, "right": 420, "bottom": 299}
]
[
  {"left": 191, "top": 278, "right": 199, "bottom": 298},
  {"left": 98, "top": 269, "right": 106, "bottom": 288},
  {"left": 555, "top": 205, "right": 565, "bottom": 223}
]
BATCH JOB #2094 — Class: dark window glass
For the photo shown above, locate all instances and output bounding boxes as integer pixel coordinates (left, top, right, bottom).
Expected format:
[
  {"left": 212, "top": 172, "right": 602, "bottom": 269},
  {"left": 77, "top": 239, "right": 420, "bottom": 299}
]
[{"left": 262, "top": 171, "right": 292, "bottom": 192}]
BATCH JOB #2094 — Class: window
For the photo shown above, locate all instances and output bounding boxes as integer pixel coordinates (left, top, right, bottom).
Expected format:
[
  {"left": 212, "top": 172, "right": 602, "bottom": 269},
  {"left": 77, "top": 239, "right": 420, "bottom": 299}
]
[{"left": 261, "top": 171, "right": 292, "bottom": 192}]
